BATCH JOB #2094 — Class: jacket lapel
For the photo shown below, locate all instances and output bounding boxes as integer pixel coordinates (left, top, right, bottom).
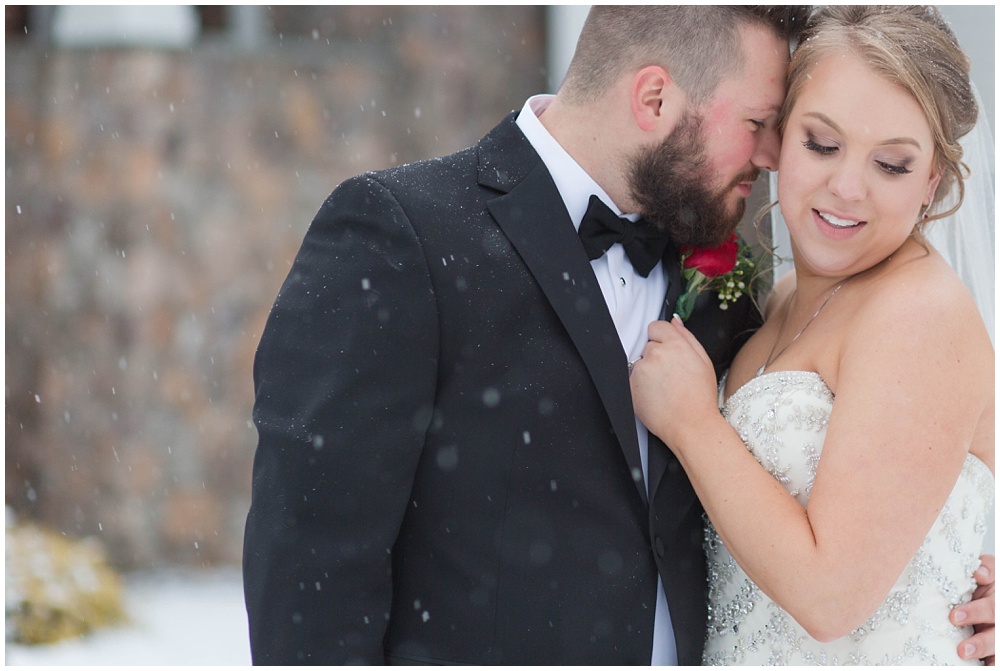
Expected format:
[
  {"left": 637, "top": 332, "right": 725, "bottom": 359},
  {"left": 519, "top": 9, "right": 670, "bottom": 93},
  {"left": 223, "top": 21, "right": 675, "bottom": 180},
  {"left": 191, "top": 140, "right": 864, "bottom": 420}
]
[
  {"left": 661, "top": 248, "right": 684, "bottom": 320},
  {"left": 648, "top": 251, "right": 762, "bottom": 522},
  {"left": 647, "top": 248, "right": 698, "bottom": 524},
  {"left": 479, "top": 115, "right": 648, "bottom": 504}
]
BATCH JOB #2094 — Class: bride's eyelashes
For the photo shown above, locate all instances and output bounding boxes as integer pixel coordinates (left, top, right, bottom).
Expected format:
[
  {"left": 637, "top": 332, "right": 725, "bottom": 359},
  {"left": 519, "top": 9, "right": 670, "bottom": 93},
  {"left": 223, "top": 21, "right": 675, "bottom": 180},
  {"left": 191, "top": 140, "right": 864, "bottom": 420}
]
[
  {"left": 874, "top": 159, "right": 912, "bottom": 176},
  {"left": 802, "top": 137, "right": 836, "bottom": 156},
  {"left": 802, "top": 134, "right": 914, "bottom": 177}
]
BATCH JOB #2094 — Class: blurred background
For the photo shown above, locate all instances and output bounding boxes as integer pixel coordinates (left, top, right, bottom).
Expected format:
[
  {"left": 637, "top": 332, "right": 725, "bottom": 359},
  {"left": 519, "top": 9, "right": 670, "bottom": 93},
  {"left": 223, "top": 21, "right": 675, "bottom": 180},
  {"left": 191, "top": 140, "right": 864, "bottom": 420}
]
[
  {"left": 5, "top": 6, "right": 549, "bottom": 662},
  {"left": 6, "top": 4, "right": 549, "bottom": 572},
  {"left": 4, "top": 5, "right": 994, "bottom": 664}
]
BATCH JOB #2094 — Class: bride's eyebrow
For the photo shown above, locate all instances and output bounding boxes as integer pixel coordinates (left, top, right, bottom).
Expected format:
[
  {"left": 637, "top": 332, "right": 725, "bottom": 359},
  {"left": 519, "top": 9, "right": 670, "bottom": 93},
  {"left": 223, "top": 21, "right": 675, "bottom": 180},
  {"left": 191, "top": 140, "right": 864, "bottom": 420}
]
[
  {"left": 802, "top": 111, "right": 841, "bottom": 133},
  {"left": 878, "top": 136, "right": 923, "bottom": 150},
  {"left": 803, "top": 111, "right": 923, "bottom": 150}
]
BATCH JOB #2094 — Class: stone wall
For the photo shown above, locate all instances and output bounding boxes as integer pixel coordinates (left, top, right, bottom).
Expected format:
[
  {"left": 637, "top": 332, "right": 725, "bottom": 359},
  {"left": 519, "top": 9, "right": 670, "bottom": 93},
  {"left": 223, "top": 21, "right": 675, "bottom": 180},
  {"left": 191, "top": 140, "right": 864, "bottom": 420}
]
[{"left": 5, "top": 6, "right": 547, "bottom": 569}]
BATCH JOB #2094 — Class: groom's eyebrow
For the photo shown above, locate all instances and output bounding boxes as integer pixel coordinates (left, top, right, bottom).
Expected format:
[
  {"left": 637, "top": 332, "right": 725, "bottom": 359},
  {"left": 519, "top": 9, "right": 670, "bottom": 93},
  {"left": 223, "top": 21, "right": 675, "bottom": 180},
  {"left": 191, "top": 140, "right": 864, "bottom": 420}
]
[
  {"left": 804, "top": 111, "right": 923, "bottom": 150},
  {"left": 748, "top": 103, "right": 781, "bottom": 114}
]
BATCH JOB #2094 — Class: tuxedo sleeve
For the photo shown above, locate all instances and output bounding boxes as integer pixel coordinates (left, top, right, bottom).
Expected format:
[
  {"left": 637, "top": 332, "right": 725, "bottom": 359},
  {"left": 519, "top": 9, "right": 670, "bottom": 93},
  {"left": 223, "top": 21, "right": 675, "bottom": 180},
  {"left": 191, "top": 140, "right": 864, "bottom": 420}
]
[{"left": 243, "top": 174, "right": 439, "bottom": 664}]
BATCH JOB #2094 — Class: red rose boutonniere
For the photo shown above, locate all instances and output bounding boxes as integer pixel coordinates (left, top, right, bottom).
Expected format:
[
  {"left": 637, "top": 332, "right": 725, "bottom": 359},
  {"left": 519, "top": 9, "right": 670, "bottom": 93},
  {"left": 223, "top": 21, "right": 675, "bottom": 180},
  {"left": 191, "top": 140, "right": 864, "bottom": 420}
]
[{"left": 675, "top": 233, "right": 765, "bottom": 321}]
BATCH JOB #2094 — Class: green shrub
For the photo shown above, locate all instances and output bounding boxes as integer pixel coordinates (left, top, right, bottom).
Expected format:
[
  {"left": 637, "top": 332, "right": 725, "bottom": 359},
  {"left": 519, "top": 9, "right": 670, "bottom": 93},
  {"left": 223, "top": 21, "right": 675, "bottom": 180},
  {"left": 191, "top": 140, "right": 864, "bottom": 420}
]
[{"left": 6, "top": 514, "right": 126, "bottom": 645}]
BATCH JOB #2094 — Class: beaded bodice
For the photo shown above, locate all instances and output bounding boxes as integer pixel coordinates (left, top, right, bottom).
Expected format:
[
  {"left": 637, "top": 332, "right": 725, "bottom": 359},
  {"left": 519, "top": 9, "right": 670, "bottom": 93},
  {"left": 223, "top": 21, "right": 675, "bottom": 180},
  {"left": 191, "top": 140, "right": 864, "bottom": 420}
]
[{"left": 704, "top": 371, "right": 994, "bottom": 665}]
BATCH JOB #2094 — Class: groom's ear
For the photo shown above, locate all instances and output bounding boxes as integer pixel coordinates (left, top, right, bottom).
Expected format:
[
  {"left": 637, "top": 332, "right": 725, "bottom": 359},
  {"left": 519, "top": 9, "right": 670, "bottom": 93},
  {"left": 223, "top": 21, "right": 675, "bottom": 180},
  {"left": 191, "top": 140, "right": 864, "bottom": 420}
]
[{"left": 630, "top": 65, "right": 687, "bottom": 135}]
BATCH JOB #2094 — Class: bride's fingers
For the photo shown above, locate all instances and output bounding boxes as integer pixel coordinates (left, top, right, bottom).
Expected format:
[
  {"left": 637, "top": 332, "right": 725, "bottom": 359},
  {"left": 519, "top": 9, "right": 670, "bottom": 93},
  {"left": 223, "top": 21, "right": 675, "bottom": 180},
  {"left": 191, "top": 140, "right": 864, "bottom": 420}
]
[
  {"left": 646, "top": 319, "right": 679, "bottom": 343},
  {"left": 670, "top": 315, "right": 713, "bottom": 366}
]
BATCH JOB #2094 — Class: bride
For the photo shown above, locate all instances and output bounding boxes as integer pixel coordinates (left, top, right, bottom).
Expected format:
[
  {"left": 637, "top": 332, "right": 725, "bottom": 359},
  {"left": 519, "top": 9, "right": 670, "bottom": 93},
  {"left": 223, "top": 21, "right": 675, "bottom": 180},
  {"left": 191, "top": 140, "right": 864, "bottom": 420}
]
[{"left": 630, "top": 6, "right": 994, "bottom": 665}]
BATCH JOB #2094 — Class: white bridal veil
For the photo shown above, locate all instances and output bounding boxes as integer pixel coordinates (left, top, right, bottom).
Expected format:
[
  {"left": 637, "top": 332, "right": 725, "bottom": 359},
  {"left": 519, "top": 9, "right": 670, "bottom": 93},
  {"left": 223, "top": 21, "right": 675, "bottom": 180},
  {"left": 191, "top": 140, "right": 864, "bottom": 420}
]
[{"left": 768, "top": 88, "right": 996, "bottom": 344}]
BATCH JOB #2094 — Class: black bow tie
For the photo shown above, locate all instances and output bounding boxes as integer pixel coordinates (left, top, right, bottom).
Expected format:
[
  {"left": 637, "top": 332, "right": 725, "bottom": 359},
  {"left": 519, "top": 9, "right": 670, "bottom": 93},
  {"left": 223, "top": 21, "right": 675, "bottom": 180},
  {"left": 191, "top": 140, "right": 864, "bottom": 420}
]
[{"left": 577, "top": 195, "right": 670, "bottom": 277}]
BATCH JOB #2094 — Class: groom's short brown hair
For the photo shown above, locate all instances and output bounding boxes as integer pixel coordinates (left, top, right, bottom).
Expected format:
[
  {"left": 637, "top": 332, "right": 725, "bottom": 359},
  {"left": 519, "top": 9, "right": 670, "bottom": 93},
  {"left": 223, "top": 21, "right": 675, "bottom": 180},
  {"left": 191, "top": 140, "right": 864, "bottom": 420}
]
[{"left": 561, "top": 6, "right": 810, "bottom": 106}]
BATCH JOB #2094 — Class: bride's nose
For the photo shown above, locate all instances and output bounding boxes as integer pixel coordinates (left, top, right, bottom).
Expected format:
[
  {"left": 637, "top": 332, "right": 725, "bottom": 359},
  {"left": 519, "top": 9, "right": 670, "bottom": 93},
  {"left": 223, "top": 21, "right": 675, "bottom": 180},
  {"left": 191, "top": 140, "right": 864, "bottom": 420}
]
[{"left": 827, "top": 158, "right": 867, "bottom": 202}]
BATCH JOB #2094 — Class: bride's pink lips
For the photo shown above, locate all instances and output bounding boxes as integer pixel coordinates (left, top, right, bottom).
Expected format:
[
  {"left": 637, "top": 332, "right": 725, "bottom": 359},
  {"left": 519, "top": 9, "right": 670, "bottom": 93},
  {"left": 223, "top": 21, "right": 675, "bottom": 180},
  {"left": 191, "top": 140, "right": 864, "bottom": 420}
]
[{"left": 813, "top": 209, "right": 867, "bottom": 240}]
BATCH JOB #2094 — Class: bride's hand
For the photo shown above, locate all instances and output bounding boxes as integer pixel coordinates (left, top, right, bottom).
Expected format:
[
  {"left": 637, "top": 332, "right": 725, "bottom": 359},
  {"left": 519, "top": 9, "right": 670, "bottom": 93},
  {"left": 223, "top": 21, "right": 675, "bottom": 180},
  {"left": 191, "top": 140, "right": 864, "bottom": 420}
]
[{"left": 629, "top": 315, "right": 719, "bottom": 448}]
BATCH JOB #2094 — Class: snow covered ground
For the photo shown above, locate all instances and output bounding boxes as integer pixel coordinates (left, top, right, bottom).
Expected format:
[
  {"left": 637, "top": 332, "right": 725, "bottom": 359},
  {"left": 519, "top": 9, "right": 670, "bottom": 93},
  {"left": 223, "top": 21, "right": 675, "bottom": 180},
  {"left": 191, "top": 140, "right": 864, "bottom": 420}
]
[{"left": 6, "top": 567, "right": 251, "bottom": 666}]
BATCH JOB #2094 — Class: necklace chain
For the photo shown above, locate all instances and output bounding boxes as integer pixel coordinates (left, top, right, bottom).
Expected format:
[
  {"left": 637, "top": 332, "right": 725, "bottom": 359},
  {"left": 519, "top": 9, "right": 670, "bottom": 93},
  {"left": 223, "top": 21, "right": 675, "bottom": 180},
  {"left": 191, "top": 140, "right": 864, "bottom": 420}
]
[{"left": 756, "top": 282, "right": 846, "bottom": 378}]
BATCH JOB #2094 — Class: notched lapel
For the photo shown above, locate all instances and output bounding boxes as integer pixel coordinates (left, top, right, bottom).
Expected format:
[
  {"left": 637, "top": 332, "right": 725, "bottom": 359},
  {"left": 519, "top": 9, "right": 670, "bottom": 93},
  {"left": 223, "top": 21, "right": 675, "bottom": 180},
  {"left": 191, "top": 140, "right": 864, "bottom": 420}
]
[
  {"left": 660, "top": 243, "right": 683, "bottom": 319},
  {"left": 479, "top": 123, "right": 648, "bottom": 503},
  {"left": 646, "top": 247, "right": 694, "bottom": 521},
  {"left": 648, "top": 275, "right": 762, "bottom": 517}
]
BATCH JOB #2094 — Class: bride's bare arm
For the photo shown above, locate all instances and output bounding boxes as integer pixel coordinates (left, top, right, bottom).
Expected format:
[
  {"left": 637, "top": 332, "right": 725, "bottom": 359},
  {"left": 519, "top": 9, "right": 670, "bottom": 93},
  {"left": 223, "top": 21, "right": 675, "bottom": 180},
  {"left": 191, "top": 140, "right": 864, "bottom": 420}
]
[{"left": 630, "top": 279, "right": 993, "bottom": 641}]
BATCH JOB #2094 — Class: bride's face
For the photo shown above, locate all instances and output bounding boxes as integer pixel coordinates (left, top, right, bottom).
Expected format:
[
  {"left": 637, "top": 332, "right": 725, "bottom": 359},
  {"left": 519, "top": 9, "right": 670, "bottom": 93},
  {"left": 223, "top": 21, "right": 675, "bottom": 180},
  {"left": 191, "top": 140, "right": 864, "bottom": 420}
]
[{"left": 777, "top": 51, "right": 942, "bottom": 279}]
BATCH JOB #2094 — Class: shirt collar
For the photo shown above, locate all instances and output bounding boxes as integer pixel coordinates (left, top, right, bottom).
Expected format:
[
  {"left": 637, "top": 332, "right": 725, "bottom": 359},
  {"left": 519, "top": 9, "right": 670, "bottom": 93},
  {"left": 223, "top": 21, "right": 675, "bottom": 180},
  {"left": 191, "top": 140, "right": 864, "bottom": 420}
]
[{"left": 516, "top": 95, "right": 635, "bottom": 230}]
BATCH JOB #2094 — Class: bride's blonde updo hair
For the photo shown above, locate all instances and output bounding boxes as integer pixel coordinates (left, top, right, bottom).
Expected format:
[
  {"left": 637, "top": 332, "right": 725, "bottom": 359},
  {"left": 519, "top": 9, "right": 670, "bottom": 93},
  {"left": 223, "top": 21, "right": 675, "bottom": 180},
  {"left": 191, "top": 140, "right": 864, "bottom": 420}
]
[{"left": 780, "top": 6, "right": 977, "bottom": 223}]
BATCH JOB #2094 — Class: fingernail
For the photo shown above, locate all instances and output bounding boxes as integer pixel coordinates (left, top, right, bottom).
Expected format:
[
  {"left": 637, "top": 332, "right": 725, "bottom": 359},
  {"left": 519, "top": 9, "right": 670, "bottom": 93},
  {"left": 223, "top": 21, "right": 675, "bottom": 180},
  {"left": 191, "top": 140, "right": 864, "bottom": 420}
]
[
  {"left": 953, "top": 609, "right": 967, "bottom": 624},
  {"left": 976, "top": 563, "right": 992, "bottom": 579},
  {"left": 672, "top": 313, "right": 681, "bottom": 322},
  {"left": 962, "top": 643, "right": 975, "bottom": 659}
]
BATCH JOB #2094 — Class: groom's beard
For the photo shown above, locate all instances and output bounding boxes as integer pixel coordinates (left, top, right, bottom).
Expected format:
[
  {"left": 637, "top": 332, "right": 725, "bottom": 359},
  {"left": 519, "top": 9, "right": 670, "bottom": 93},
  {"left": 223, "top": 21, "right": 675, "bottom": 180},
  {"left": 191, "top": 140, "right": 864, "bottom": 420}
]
[{"left": 628, "top": 113, "right": 758, "bottom": 249}]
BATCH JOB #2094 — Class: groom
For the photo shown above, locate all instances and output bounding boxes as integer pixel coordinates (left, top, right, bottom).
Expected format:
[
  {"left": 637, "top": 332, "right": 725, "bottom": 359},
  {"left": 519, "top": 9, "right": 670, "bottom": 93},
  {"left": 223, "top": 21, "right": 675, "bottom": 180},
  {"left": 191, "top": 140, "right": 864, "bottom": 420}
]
[{"left": 243, "top": 6, "right": 994, "bottom": 665}]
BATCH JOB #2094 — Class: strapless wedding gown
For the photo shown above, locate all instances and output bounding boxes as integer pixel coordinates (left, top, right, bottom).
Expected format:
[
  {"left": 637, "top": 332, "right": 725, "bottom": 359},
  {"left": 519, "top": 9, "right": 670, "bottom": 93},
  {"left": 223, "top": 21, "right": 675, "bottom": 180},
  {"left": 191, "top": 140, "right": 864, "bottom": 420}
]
[{"left": 703, "top": 371, "right": 994, "bottom": 665}]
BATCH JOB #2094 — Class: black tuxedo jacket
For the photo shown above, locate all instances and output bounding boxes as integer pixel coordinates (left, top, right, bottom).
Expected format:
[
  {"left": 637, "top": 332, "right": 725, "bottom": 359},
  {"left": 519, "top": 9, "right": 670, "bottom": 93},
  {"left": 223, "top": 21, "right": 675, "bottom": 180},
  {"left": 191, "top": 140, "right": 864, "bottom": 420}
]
[{"left": 243, "top": 113, "right": 760, "bottom": 665}]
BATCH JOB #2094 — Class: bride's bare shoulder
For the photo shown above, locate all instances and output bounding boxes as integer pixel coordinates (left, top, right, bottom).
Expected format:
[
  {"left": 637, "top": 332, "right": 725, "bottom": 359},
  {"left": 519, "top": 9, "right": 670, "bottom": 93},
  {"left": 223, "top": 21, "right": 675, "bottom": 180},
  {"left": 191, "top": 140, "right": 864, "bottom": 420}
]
[{"left": 851, "top": 242, "right": 992, "bottom": 357}]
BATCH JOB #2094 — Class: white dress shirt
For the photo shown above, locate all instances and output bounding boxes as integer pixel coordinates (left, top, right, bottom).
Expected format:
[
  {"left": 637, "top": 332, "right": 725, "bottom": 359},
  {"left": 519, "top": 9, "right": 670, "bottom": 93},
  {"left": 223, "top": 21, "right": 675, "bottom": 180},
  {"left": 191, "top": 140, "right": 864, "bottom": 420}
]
[{"left": 516, "top": 95, "right": 677, "bottom": 666}]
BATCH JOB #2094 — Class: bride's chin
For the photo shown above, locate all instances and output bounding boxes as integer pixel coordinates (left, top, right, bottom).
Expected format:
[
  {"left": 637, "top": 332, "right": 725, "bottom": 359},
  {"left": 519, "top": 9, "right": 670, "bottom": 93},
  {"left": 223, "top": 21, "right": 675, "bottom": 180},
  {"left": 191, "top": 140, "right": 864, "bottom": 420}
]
[{"left": 789, "top": 248, "right": 858, "bottom": 279}]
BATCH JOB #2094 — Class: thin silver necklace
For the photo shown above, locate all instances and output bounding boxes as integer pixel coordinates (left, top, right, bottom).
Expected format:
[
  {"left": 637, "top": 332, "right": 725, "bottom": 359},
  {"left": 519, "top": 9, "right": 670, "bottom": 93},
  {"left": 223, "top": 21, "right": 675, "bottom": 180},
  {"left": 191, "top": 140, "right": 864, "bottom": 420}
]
[{"left": 756, "top": 281, "right": 847, "bottom": 378}]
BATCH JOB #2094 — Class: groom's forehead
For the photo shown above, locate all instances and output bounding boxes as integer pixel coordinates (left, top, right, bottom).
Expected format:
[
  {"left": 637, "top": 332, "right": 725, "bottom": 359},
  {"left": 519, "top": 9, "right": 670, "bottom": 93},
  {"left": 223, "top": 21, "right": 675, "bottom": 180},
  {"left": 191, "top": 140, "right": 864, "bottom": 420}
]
[
  {"left": 707, "top": 70, "right": 787, "bottom": 121},
  {"left": 727, "top": 31, "right": 790, "bottom": 107}
]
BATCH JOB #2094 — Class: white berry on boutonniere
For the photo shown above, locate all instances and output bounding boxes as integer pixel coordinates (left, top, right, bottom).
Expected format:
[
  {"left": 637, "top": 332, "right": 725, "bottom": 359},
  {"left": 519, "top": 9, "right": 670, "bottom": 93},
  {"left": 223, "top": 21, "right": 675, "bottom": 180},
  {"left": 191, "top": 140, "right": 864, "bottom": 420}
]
[{"left": 675, "top": 233, "right": 768, "bottom": 321}]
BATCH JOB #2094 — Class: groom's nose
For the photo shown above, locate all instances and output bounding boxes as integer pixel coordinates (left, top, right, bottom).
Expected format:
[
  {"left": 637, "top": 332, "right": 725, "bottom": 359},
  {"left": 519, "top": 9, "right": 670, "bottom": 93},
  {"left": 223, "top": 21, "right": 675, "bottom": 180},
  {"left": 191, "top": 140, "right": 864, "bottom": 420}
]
[{"left": 751, "top": 126, "right": 781, "bottom": 172}]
